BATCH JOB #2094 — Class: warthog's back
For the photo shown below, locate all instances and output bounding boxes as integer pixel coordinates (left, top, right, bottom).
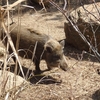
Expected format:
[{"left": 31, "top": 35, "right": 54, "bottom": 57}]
[
  {"left": 10, "top": 26, "right": 49, "bottom": 48},
  {"left": 1, "top": 24, "right": 50, "bottom": 59}
]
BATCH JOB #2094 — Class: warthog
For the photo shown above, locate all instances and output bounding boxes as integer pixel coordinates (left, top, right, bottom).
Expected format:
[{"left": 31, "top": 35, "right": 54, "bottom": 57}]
[{"left": 1, "top": 24, "right": 68, "bottom": 73}]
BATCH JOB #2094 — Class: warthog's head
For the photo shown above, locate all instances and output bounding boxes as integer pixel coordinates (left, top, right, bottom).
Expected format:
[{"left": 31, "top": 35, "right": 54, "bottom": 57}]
[{"left": 44, "top": 39, "right": 68, "bottom": 71}]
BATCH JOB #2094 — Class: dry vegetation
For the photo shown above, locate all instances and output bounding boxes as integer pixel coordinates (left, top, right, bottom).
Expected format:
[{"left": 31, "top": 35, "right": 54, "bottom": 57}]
[{"left": 0, "top": 0, "right": 100, "bottom": 100}]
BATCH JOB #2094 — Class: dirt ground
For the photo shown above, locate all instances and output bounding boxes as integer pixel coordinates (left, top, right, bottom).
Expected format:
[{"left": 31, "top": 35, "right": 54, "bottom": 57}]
[{"left": 0, "top": 4, "right": 100, "bottom": 100}]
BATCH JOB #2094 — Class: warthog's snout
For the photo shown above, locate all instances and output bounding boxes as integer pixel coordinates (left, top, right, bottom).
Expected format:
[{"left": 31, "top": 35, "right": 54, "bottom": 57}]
[{"left": 59, "top": 55, "right": 68, "bottom": 71}]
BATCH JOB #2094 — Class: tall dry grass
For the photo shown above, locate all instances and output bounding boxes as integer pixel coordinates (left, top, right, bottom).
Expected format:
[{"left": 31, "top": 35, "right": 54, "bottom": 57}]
[
  {"left": 0, "top": 0, "right": 27, "bottom": 99},
  {"left": 0, "top": 0, "right": 100, "bottom": 99},
  {"left": 0, "top": 0, "right": 53, "bottom": 99}
]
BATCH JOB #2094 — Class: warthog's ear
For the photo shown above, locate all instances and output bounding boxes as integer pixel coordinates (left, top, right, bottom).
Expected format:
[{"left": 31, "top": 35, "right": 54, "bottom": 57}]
[
  {"left": 45, "top": 46, "right": 53, "bottom": 53},
  {"left": 59, "top": 39, "right": 65, "bottom": 49}
]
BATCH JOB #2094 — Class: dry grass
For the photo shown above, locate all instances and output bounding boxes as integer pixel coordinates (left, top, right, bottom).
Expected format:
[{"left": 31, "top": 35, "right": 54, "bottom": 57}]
[{"left": 0, "top": 0, "right": 100, "bottom": 100}]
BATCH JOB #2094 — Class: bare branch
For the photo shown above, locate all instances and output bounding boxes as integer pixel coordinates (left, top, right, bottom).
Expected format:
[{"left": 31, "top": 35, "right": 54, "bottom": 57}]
[{"left": 48, "top": 0, "right": 100, "bottom": 61}]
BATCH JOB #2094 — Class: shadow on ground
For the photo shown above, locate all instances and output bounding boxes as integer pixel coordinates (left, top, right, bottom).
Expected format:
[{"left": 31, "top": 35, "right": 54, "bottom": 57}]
[
  {"left": 0, "top": 64, "right": 62, "bottom": 85},
  {"left": 92, "top": 89, "right": 100, "bottom": 100},
  {"left": 64, "top": 42, "right": 99, "bottom": 62}
]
